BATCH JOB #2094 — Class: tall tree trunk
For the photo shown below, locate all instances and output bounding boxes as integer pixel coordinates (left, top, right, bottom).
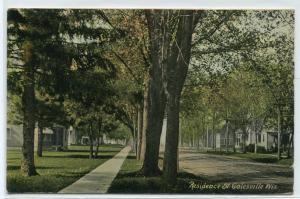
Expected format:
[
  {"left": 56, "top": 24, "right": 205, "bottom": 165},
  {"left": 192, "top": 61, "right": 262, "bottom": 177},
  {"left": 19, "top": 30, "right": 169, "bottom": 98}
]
[
  {"left": 212, "top": 111, "right": 216, "bottom": 151},
  {"left": 21, "top": 41, "right": 38, "bottom": 176},
  {"left": 162, "top": 10, "right": 196, "bottom": 186},
  {"left": 37, "top": 125, "right": 43, "bottom": 157},
  {"left": 225, "top": 108, "right": 229, "bottom": 152},
  {"left": 206, "top": 126, "right": 209, "bottom": 149},
  {"left": 89, "top": 123, "right": 94, "bottom": 159},
  {"left": 254, "top": 123, "right": 258, "bottom": 154},
  {"left": 144, "top": 10, "right": 198, "bottom": 180},
  {"left": 233, "top": 131, "right": 236, "bottom": 153},
  {"left": 163, "top": 94, "right": 180, "bottom": 185},
  {"left": 94, "top": 118, "right": 102, "bottom": 158},
  {"left": 242, "top": 127, "right": 247, "bottom": 154},
  {"left": 95, "top": 137, "right": 100, "bottom": 158},
  {"left": 132, "top": 114, "right": 137, "bottom": 155},
  {"left": 287, "top": 133, "right": 293, "bottom": 158},
  {"left": 140, "top": 84, "right": 148, "bottom": 162},
  {"left": 137, "top": 104, "right": 143, "bottom": 160},
  {"left": 141, "top": 76, "right": 166, "bottom": 176},
  {"left": 225, "top": 120, "right": 229, "bottom": 153},
  {"left": 277, "top": 109, "right": 281, "bottom": 160},
  {"left": 140, "top": 11, "right": 167, "bottom": 176}
]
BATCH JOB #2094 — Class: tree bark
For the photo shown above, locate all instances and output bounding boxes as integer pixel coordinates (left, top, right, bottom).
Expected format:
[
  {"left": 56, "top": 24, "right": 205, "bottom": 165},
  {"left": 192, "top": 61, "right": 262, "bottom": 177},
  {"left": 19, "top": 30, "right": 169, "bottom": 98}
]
[
  {"left": 94, "top": 119, "right": 102, "bottom": 158},
  {"left": 132, "top": 113, "right": 137, "bottom": 155},
  {"left": 254, "top": 123, "right": 258, "bottom": 154},
  {"left": 163, "top": 94, "right": 180, "bottom": 185},
  {"left": 277, "top": 109, "right": 281, "bottom": 160},
  {"left": 21, "top": 41, "right": 38, "bottom": 176},
  {"left": 89, "top": 123, "right": 94, "bottom": 159},
  {"left": 242, "top": 127, "right": 247, "bottom": 153},
  {"left": 137, "top": 104, "right": 143, "bottom": 160},
  {"left": 287, "top": 133, "right": 293, "bottom": 158},
  {"left": 140, "top": 11, "right": 167, "bottom": 176},
  {"left": 212, "top": 111, "right": 216, "bottom": 151},
  {"left": 140, "top": 75, "right": 166, "bottom": 176},
  {"left": 37, "top": 126, "right": 43, "bottom": 157},
  {"left": 95, "top": 137, "right": 100, "bottom": 158},
  {"left": 233, "top": 130, "right": 236, "bottom": 153},
  {"left": 225, "top": 108, "right": 229, "bottom": 152},
  {"left": 140, "top": 84, "right": 148, "bottom": 162},
  {"left": 225, "top": 120, "right": 229, "bottom": 153}
]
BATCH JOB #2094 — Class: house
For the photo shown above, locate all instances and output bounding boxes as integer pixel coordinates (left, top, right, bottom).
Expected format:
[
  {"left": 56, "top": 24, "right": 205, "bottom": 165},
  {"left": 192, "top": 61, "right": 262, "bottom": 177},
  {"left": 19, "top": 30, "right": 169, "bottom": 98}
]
[
  {"left": 37, "top": 125, "right": 69, "bottom": 150},
  {"left": 215, "top": 129, "right": 235, "bottom": 150},
  {"left": 7, "top": 124, "right": 73, "bottom": 150},
  {"left": 7, "top": 124, "right": 23, "bottom": 147},
  {"left": 215, "top": 126, "right": 279, "bottom": 152},
  {"left": 80, "top": 134, "right": 127, "bottom": 146}
]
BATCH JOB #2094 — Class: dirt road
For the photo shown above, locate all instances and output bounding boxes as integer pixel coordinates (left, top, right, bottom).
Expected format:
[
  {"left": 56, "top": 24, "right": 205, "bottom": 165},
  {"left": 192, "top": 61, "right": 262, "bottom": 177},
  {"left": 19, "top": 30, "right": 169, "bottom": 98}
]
[{"left": 179, "top": 150, "right": 293, "bottom": 193}]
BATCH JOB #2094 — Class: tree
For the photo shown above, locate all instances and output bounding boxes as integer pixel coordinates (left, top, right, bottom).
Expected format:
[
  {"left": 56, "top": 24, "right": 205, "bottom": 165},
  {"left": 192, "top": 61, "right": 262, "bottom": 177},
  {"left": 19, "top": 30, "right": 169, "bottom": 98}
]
[
  {"left": 35, "top": 97, "right": 69, "bottom": 157},
  {"left": 94, "top": 114, "right": 119, "bottom": 158},
  {"left": 65, "top": 61, "right": 116, "bottom": 159},
  {"left": 103, "top": 10, "right": 149, "bottom": 160},
  {"left": 140, "top": 10, "right": 200, "bottom": 183},
  {"left": 7, "top": 9, "right": 121, "bottom": 174},
  {"left": 7, "top": 9, "right": 66, "bottom": 176},
  {"left": 187, "top": 10, "right": 293, "bottom": 156}
]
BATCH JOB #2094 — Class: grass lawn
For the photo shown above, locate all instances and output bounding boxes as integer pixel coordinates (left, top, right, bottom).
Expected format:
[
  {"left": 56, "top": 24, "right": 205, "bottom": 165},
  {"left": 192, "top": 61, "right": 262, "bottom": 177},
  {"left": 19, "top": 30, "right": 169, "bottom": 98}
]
[
  {"left": 7, "top": 144, "right": 123, "bottom": 193},
  {"left": 205, "top": 151, "right": 293, "bottom": 166},
  {"left": 108, "top": 152, "right": 292, "bottom": 194}
]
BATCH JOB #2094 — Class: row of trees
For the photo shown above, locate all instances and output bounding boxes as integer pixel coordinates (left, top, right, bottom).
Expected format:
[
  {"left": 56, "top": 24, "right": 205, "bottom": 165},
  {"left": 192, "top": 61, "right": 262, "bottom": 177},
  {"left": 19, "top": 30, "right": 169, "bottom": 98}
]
[
  {"left": 8, "top": 9, "right": 293, "bottom": 188},
  {"left": 179, "top": 10, "right": 294, "bottom": 157}
]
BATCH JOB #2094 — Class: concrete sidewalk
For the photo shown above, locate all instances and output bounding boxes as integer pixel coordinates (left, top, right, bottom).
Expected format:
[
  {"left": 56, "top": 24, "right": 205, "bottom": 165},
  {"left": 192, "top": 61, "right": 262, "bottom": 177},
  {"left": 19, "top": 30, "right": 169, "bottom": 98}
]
[{"left": 59, "top": 146, "right": 131, "bottom": 194}]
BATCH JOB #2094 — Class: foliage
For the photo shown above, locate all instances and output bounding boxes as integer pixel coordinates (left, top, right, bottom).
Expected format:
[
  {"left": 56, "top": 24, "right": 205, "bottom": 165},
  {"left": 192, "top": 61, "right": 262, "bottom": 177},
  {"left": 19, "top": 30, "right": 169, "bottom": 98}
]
[{"left": 179, "top": 10, "right": 294, "bottom": 149}]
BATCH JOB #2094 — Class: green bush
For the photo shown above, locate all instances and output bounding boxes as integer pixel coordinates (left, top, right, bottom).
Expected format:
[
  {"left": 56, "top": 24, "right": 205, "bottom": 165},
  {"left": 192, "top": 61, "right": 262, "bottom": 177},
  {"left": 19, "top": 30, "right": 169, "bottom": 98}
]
[
  {"left": 257, "top": 146, "right": 267, "bottom": 153},
  {"left": 246, "top": 144, "right": 255, "bottom": 152},
  {"left": 246, "top": 144, "right": 267, "bottom": 153}
]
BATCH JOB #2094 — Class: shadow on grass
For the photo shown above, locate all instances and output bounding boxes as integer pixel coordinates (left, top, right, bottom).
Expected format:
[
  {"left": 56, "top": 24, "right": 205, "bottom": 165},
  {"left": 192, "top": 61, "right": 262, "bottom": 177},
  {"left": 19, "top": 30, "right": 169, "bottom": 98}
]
[
  {"left": 42, "top": 154, "right": 115, "bottom": 159},
  {"left": 7, "top": 165, "right": 20, "bottom": 170},
  {"left": 7, "top": 165, "right": 63, "bottom": 171},
  {"left": 123, "top": 155, "right": 137, "bottom": 160},
  {"left": 65, "top": 149, "right": 122, "bottom": 153},
  {"left": 52, "top": 171, "right": 88, "bottom": 178}
]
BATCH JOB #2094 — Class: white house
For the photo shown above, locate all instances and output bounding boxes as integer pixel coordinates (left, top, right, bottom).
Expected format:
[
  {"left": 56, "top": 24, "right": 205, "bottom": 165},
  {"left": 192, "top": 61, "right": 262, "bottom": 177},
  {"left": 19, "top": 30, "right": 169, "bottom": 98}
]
[
  {"left": 7, "top": 124, "right": 72, "bottom": 150},
  {"left": 215, "top": 127, "right": 278, "bottom": 152}
]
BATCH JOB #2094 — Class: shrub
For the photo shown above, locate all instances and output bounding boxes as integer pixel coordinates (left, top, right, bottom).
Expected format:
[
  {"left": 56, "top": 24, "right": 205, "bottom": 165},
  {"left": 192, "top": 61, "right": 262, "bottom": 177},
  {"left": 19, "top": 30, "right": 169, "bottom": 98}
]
[
  {"left": 246, "top": 144, "right": 255, "bottom": 153},
  {"left": 257, "top": 146, "right": 267, "bottom": 153}
]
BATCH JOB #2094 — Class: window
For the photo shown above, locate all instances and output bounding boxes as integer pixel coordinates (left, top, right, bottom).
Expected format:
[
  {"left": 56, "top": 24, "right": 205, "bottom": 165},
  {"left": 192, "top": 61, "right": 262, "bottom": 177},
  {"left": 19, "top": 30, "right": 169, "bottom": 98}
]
[
  {"left": 236, "top": 134, "right": 242, "bottom": 146},
  {"left": 258, "top": 134, "right": 261, "bottom": 143},
  {"left": 221, "top": 137, "right": 225, "bottom": 145}
]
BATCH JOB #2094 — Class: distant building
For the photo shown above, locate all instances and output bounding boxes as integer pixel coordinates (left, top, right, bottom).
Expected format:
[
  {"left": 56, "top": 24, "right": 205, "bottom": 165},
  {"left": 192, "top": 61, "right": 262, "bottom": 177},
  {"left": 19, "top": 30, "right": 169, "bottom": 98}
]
[
  {"left": 80, "top": 134, "right": 127, "bottom": 146},
  {"left": 7, "top": 124, "right": 23, "bottom": 147},
  {"left": 7, "top": 124, "right": 75, "bottom": 150},
  {"left": 215, "top": 128, "right": 279, "bottom": 152}
]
